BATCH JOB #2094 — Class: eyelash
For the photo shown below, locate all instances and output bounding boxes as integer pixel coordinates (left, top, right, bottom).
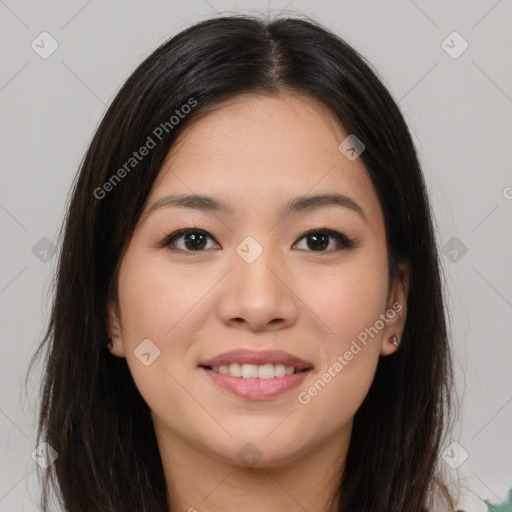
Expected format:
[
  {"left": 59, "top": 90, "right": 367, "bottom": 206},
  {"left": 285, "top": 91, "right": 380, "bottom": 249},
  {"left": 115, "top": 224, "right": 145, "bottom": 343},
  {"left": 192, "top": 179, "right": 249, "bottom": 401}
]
[{"left": 157, "top": 228, "right": 354, "bottom": 253}]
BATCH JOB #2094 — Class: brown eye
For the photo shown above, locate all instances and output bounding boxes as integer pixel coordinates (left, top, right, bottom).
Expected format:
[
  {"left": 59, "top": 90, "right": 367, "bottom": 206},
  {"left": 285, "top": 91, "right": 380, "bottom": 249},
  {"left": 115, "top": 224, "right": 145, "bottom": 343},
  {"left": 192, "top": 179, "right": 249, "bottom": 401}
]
[
  {"left": 162, "top": 229, "right": 219, "bottom": 252},
  {"left": 295, "top": 229, "right": 353, "bottom": 252}
]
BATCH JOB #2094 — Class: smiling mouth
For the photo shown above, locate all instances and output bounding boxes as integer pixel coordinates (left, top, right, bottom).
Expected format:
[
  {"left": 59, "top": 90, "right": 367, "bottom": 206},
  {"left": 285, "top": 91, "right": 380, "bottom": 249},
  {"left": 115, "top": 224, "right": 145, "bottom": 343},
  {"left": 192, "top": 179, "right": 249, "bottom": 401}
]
[{"left": 200, "top": 363, "right": 311, "bottom": 379}]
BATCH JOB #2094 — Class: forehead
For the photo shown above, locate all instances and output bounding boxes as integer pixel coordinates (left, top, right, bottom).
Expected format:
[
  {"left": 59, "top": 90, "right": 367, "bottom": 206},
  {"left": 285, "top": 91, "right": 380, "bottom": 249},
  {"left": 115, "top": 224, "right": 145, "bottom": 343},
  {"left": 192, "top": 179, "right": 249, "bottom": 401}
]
[{"left": 146, "top": 93, "right": 382, "bottom": 226}]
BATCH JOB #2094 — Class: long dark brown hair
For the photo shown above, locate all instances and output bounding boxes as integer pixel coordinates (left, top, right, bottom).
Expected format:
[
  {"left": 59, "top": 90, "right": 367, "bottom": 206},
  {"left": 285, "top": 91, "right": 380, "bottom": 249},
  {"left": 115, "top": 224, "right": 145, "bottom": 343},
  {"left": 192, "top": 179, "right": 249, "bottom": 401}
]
[{"left": 27, "top": 13, "right": 457, "bottom": 511}]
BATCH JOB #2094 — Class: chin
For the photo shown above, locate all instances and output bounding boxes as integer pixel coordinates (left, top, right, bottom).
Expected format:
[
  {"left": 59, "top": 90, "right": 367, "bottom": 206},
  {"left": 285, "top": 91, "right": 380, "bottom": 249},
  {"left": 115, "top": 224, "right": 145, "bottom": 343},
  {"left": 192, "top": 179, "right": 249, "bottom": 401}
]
[{"left": 211, "top": 432, "right": 310, "bottom": 469}]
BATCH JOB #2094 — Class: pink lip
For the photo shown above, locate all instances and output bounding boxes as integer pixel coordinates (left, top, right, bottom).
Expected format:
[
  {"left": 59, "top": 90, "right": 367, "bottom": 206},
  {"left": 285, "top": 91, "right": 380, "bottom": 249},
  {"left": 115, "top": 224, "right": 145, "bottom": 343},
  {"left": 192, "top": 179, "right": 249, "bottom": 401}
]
[
  {"left": 198, "top": 349, "right": 313, "bottom": 400},
  {"left": 201, "top": 367, "right": 311, "bottom": 400},
  {"left": 199, "top": 349, "right": 313, "bottom": 371}
]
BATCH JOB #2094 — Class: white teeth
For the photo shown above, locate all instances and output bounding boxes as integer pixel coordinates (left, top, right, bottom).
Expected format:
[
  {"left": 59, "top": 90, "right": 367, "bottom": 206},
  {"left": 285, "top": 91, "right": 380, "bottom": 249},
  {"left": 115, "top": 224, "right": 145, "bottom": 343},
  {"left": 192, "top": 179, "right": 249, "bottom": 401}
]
[
  {"left": 241, "top": 364, "right": 258, "bottom": 379},
  {"left": 275, "top": 363, "right": 286, "bottom": 377},
  {"left": 209, "top": 362, "right": 303, "bottom": 378},
  {"left": 258, "top": 364, "right": 275, "bottom": 379},
  {"left": 228, "top": 362, "right": 242, "bottom": 377}
]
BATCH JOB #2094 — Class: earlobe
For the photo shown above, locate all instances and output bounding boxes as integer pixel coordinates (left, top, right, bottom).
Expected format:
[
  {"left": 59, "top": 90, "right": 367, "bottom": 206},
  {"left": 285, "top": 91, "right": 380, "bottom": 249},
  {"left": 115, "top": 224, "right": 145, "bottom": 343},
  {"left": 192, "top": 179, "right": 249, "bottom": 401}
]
[
  {"left": 381, "top": 334, "right": 401, "bottom": 357},
  {"left": 106, "top": 304, "right": 126, "bottom": 357}
]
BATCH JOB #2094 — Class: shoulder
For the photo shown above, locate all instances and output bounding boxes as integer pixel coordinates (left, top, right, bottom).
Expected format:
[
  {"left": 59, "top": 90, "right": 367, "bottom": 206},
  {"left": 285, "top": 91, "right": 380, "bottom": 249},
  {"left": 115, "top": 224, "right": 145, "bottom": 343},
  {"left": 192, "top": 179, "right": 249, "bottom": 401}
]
[
  {"left": 453, "top": 490, "right": 489, "bottom": 512},
  {"left": 428, "top": 479, "right": 512, "bottom": 511},
  {"left": 428, "top": 479, "right": 489, "bottom": 512},
  {"left": 456, "top": 487, "right": 512, "bottom": 512}
]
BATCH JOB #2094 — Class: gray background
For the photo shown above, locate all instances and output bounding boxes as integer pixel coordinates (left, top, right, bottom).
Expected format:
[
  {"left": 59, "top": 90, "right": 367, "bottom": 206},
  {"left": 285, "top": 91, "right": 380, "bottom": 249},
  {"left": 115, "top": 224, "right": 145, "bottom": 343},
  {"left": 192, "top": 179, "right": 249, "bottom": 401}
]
[{"left": 1, "top": 0, "right": 511, "bottom": 509}]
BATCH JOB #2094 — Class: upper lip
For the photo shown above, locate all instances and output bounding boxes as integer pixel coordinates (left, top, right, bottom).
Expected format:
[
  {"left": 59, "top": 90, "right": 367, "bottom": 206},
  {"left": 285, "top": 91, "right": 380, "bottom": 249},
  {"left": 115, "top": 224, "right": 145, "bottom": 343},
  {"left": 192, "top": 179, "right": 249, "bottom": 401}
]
[{"left": 199, "top": 349, "right": 313, "bottom": 371}]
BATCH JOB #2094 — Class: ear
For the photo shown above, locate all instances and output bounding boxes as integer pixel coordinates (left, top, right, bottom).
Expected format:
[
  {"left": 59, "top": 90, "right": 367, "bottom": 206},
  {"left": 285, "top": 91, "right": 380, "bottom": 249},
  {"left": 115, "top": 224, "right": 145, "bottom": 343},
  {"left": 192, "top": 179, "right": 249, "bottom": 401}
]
[
  {"left": 380, "top": 261, "right": 410, "bottom": 356},
  {"left": 107, "top": 302, "right": 127, "bottom": 358}
]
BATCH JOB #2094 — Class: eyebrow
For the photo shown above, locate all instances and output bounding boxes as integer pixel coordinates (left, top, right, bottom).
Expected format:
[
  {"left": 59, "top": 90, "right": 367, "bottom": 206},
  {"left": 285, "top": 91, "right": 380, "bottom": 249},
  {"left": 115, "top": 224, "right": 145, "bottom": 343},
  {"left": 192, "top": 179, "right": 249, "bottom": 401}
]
[{"left": 146, "top": 192, "right": 367, "bottom": 223}]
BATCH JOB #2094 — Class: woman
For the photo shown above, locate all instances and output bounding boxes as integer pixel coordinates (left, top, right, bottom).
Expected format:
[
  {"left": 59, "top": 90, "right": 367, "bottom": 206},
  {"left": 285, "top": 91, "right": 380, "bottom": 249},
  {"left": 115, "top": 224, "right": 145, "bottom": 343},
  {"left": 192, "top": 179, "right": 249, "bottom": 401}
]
[{"left": 28, "top": 13, "right": 464, "bottom": 511}]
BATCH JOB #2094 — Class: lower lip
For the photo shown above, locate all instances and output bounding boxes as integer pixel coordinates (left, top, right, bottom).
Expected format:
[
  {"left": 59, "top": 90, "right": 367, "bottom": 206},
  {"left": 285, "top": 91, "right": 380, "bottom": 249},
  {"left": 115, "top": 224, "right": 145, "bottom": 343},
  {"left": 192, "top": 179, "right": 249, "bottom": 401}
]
[{"left": 201, "top": 367, "right": 311, "bottom": 400}]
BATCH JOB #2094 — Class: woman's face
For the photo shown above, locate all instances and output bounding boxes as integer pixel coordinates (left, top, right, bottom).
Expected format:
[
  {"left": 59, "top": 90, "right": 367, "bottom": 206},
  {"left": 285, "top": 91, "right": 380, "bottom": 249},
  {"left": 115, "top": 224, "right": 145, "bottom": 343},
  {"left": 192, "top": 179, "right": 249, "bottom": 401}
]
[{"left": 109, "top": 92, "right": 409, "bottom": 468}]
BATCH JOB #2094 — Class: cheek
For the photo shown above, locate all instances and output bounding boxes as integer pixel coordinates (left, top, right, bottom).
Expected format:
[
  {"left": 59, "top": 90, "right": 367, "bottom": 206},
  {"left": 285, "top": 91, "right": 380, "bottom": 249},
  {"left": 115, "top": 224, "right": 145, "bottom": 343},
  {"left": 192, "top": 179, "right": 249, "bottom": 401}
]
[
  {"left": 115, "top": 252, "right": 203, "bottom": 411},
  {"left": 305, "top": 255, "right": 389, "bottom": 344},
  {"left": 296, "top": 262, "right": 387, "bottom": 423},
  {"left": 117, "top": 250, "right": 204, "bottom": 341},
  {"left": 301, "top": 249, "right": 389, "bottom": 417},
  {"left": 297, "top": 354, "right": 377, "bottom": 436}
]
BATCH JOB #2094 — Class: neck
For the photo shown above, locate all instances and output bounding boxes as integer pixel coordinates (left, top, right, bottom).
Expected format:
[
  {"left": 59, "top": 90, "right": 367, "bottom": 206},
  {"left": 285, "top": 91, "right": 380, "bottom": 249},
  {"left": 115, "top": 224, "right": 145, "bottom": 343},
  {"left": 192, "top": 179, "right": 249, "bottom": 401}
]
[{"left": 153, "top": 421, "right": 352, "bottom": 512}]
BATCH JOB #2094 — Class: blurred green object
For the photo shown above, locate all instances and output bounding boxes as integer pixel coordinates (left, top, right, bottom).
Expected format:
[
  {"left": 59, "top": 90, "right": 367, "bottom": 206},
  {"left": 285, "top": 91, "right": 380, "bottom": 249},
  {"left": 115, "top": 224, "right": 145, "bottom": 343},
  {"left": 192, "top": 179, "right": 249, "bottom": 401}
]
[{"left": 486, "top": 488, "right": 512, "bottom": 511}]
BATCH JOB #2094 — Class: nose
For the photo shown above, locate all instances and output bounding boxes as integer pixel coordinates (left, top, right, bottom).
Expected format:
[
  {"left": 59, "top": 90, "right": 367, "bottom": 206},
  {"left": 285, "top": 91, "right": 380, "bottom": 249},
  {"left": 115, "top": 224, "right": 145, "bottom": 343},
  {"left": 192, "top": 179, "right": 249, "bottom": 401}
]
[{"left": 216, "top": 247, "right": 299, "bottom": 332}]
